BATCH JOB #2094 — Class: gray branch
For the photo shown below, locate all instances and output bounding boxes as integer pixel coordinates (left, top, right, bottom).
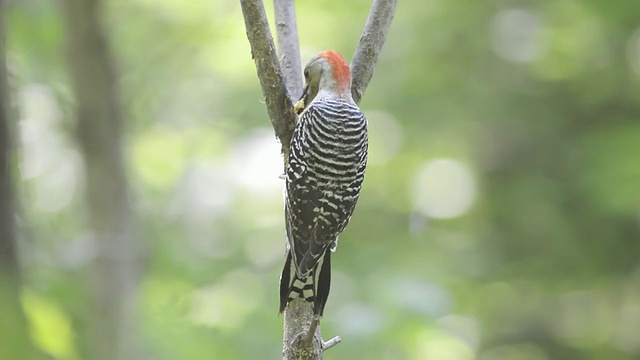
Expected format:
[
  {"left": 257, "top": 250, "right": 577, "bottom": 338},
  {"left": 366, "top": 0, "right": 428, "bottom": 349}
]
[
  {"left": 274, "top": 0, "right": 303, "bottom": 100},
  {"left": 283, "top": 299, "right": 323, "bottom": 360},
  {"left": 350, "top": 0, "right": 398, "bottom": 104},
  {"left": 322, "top": 336, "right": 342, "bottom": 351},
  {"left": 271, "top": 2, "right": 325, "bottom": 357},
  {"left": 240, "top": 0, "right": 297, "bottom": 164},
  {"left": 240, "top": 0, "right": 397, "bottom": 359}
]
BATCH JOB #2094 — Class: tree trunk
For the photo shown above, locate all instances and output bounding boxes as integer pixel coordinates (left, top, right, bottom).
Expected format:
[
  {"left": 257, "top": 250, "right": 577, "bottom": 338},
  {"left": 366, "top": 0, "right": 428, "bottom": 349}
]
[
  {"left": 0, "top": 4, "right": 35, "bottom": 358},
  {"left": 62, "top": 1, "right": 142, "bottom": 359}
]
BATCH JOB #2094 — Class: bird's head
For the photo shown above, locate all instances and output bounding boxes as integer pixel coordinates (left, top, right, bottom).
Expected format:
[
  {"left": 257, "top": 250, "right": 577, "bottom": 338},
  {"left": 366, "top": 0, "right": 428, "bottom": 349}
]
[{"left": 295, "top": 50, "right": 352, "bottom": 114}]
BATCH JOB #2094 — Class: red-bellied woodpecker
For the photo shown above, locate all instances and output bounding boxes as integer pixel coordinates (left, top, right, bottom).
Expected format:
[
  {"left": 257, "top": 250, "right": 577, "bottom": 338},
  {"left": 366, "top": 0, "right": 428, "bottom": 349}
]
[{"left": 279, "top": 50, "right": 368, "bottom": 316}]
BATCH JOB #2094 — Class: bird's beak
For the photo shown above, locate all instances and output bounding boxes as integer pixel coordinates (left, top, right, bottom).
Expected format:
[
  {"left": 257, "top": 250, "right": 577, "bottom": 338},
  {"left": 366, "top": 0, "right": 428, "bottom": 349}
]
[{"left": 294, "top": 85, "right": 309, "bottom": 115}]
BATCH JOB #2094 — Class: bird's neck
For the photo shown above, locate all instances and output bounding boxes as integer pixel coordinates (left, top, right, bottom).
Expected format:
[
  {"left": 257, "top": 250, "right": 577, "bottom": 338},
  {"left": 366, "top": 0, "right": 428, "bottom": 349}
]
[{"left": 316, "top": 87, "right": 353, "bottom": 102}]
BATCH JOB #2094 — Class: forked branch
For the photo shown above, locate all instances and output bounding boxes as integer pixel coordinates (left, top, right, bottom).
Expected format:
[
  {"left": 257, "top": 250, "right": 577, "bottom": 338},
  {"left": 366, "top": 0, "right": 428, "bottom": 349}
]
[
  {"left": 239, "top": 0, "right": 297, "bottom": 163},
  {"left": 240, "top": 0, "right": 397, "bottom": 358}
]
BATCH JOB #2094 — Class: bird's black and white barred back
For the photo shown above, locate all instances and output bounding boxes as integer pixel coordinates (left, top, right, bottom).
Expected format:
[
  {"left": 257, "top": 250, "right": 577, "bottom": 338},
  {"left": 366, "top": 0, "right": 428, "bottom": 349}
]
[{"left": 280, "top": 50, "right": 368, "bottom": 316}]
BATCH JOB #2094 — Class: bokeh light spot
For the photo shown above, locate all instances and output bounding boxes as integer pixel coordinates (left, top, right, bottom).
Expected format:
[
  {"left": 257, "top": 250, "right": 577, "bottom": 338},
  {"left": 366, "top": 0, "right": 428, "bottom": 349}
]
[
  {"left": 172, "top": 162, "right": 231, "bottom": 219},
  {"left": 414, "top": 329, "right": 475, "bottom": 360},
  {"left": 491, "top": 9, "right": 544, "bottom": 63},
  {"left": 227, "top": 128, "right": 284, "bottom": 194},
  {"left": 22, "top": 291, "right": 77, "bottom": 360},
  {"left": 413, "top": 158, "right": 476, "bottom": 219},
  {"left": 331, "top": 302, "right": 385, "bottom": 338},
  {"left": 132, "top": 126, "right": 189, "bottom": 190},
  {"left": 365, "top": 110, "right": 404, "bottom": 166},
  {"left": 387, "top": 278, "right": 451, "bottom": 317},
  {"left": 189, "top": 269, "right": 264, "bottom": 330},
  {"left": 34, "top": 150, "right": 80, "bottom": 212},
  {"left": 479, "top": 343, "right": 549, "bottom": 360},
  {"left": 437, "top": 315, "right": 480, "bottom": 351}
]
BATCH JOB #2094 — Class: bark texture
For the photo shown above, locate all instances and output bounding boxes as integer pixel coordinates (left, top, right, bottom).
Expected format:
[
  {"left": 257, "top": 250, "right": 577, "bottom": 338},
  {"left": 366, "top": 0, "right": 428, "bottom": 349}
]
[{"left": 240, "top": 0, "right": 297, "bottom": 164}]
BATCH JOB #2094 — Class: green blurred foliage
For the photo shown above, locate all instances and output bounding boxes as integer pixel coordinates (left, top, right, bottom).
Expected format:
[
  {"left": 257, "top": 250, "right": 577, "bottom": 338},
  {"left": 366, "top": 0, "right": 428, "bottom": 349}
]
[{"left": 5, "top": 0, "right": 640, "bottom": 359}]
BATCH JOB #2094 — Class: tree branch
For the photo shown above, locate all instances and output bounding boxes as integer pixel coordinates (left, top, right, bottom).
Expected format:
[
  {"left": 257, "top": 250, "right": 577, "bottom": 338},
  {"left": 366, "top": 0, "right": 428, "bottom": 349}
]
[
  {"left": 283, "top": 299, "right": 323, "bottom": 360},
  {"left": 274, "top": 0, "right": 303, "bottom": 100},
  {"left": 322, "top": 336, "right": 342, "bottom": 351},
  {"left": 240, "top": 1, "right": 326, "bottom": 358},
  {"left": 240, "top": 0, "right": 297, "bottom": 164},
  {"left": 350, "top": 0, "right": 398, "bottom": 104},
  {"left": 240, "top": 1, "right": 396, "bottom": 359},
  {"left": 271, "top": 3, "right": 324, "bottom": 357}
]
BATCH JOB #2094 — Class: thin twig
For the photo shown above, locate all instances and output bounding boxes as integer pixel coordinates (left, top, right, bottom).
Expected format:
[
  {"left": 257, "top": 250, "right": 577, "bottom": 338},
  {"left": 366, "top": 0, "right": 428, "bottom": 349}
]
[
  {"left": 239, "top": 0, "right": 297, "bottom": 163},
  {"left": 274, "top": 0, "right": 303, "bottom": 100},
  {"left": 322, "top": 336, "right": 342, "bottom": 351},
  {"left": 350, "top": 0, "right": 398, "bottom": 104},
  {"left": 304, "top": 318, "right": 319, "bottom": 346}
]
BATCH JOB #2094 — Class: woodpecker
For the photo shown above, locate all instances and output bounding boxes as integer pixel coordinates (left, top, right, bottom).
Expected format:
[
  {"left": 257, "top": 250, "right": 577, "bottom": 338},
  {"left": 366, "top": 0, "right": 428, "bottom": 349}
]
[{"left": 279, "top": 50, "right": 368, "bottom": 316}]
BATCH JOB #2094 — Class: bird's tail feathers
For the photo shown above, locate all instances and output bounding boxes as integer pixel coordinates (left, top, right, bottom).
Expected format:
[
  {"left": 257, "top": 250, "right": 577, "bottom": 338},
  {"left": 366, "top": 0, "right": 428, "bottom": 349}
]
[{"left": 279, "top": 248, "right": 332, "bottom": 316}]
